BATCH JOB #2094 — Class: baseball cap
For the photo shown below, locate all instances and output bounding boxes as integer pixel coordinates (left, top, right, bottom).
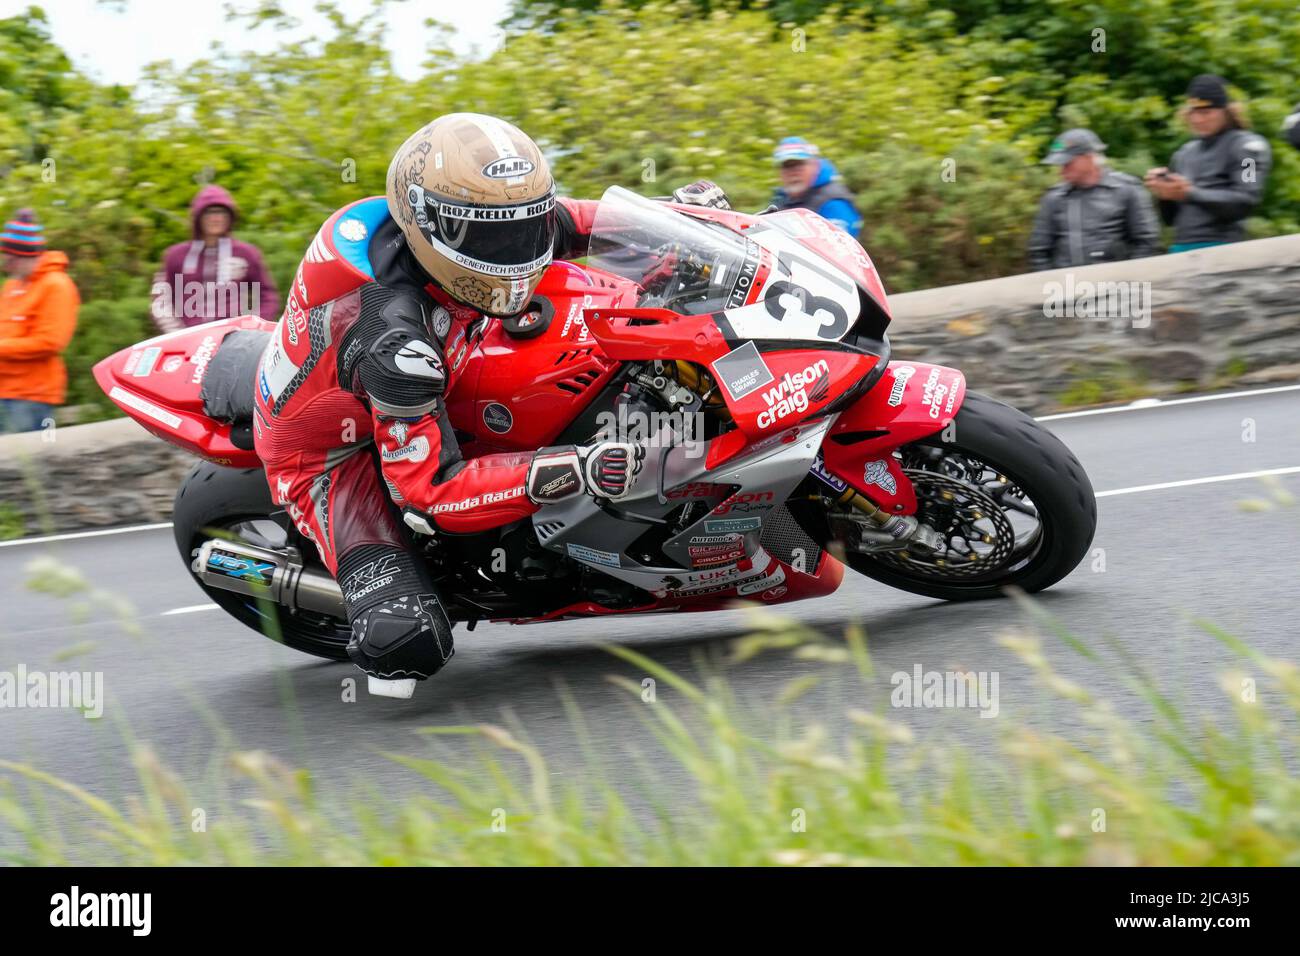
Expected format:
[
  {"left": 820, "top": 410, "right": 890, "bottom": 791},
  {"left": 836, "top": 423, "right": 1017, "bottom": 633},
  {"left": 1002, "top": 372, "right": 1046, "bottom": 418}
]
[
  {"left": 1186, "top": 74, "right": 1229, "bottom": 109},
  {"left": 1042, "top": 128, "right": 1107, "bottom": 165},
  {"left": 774, "top": 136, "right": 821, "bottom": 164}
]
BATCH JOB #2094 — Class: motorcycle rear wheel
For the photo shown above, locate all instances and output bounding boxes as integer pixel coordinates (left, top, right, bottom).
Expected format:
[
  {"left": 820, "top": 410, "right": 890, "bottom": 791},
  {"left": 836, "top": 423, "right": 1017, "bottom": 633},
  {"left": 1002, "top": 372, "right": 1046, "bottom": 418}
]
[{"left": 172, "top": 461, "right": 352, "bottom": 661}]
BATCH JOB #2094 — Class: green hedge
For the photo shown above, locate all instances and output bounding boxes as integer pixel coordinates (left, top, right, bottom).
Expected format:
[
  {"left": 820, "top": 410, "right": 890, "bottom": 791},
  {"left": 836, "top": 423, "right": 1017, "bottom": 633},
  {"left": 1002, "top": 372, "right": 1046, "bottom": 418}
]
[{"left": 62, "top": 297, "right": 152, "bottom": 422}]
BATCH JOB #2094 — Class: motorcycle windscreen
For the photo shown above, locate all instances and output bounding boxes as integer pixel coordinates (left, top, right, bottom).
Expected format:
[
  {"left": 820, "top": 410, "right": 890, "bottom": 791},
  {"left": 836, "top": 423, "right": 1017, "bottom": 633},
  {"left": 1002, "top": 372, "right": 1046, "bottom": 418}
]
[
  {"left": 586, "top": 185, "right": 760, "bottom": 316},
  {"left": 586, "top": 186, "right": 860, "bottom": 344}
]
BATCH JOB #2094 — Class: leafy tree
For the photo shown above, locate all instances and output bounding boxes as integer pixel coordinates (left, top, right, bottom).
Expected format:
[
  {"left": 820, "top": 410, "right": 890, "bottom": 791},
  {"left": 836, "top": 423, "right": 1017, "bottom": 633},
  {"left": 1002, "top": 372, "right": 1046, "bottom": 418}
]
[{"left": 0, "top": 0, "right": 1296, "bottom": 423}]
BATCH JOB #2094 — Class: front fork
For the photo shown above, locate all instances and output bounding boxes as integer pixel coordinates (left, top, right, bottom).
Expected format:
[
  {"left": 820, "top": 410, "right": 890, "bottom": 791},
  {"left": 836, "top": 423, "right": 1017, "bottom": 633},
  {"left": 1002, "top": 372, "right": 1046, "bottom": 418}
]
[{"left": 821, "top": 481, "right": 946, "bottom": 554}]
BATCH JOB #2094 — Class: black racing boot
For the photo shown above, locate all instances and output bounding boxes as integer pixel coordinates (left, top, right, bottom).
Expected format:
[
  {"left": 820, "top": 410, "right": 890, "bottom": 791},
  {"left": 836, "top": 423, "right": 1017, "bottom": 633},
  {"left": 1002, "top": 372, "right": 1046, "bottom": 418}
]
[{"left": 336, "top": 544, "right": 454, "bottom": 699}]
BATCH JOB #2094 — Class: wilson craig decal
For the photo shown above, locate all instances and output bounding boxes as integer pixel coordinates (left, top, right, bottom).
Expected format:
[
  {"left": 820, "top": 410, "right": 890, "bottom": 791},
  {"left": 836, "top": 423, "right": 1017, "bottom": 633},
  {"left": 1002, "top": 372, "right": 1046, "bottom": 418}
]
[
  {"left": 189, "top": 335, "right": 218, "bottom": 384},
  {"left": 756, "top": 358, "right": 831, "bottom": 429},
  {"left": 920, "top": 369, "right": 962, "bottom": 419}
]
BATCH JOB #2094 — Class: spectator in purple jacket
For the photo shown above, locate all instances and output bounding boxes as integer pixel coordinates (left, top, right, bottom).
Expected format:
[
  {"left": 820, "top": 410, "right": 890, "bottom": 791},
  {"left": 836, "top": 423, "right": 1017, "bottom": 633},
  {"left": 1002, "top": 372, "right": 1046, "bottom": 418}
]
[{"left": 150, "top": 184, "right": 280, "bottom": 331}]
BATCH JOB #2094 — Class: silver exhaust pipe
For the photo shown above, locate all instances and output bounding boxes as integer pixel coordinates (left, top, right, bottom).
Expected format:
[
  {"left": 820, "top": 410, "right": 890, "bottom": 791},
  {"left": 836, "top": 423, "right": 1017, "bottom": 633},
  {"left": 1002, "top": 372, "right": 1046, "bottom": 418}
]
[{"left": 192, "top": 538, "right": 346, "bottom": 619}]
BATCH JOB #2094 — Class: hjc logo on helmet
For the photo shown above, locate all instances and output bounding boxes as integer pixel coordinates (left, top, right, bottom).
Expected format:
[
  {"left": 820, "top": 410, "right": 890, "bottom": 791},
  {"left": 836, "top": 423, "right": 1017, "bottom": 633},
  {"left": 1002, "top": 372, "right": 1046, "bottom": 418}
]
[{"left": 483, "top": 157, "right": 536, "bottom": 179}]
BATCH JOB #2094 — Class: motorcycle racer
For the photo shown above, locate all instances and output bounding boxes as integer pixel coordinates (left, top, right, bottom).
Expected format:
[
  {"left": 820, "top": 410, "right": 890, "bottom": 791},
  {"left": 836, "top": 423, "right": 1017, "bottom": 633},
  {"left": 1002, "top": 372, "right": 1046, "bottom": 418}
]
[{"left": 253, "top": 113, "right": 723, "bottom": 697}]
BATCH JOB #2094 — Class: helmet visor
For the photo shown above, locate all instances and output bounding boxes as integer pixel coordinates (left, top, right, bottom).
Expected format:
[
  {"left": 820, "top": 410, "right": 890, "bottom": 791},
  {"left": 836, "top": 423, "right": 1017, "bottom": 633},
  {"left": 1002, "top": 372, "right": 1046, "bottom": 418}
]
[{"left": 408, "top": 186, "right": 556, "bottom": 277}]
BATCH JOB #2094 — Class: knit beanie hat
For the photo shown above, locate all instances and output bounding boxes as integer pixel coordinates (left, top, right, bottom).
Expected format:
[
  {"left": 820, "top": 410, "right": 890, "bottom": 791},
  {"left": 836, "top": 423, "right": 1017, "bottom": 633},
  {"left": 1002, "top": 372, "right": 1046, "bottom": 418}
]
[{"left": 1, "top": 208, "right": 46, "bottom": 257}]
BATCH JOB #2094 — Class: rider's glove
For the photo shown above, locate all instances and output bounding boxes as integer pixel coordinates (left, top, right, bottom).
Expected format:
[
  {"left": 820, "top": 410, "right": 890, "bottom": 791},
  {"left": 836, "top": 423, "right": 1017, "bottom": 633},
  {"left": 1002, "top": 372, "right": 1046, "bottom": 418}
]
[
  {"left": 672, "top": 179, "right": 732, "bottom": 210},
  {"left": 527, "top": 441, "right": 647, "bottom": 505}
]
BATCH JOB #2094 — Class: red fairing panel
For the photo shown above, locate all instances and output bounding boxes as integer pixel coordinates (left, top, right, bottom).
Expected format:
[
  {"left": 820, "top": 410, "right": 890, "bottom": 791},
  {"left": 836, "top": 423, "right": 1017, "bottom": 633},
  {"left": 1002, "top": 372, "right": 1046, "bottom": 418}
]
[
  {"left": 92, "top": 316, "right": 272, "bottom": 467},
  {"left": 654, "top": 203, "right": 892, "bottom": 322},
  {"left": 819, "top": 361, "right": 967, "bottom": 514},
  {"left": 446, "top": 260, "right": 633, "bottom": 455},
  {"left": 718, "top": 347, "right": 879, "bottom": 440},
  {"left": 583, "top": 306, "right": 733, "bottom": 365},
  {"left": 772, "top": 207, "right": 892, "bottom": 319}
]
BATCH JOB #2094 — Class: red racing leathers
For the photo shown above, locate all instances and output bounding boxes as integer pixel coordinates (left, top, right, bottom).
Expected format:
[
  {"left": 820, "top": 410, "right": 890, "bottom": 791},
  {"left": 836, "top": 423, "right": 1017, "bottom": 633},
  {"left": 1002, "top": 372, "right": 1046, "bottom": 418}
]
[
  {"left": 251, "top": 195, "right": 598, "bottom": 683},
  {"left": 252, "top": 195, "right": 598, "bottom": 576}
]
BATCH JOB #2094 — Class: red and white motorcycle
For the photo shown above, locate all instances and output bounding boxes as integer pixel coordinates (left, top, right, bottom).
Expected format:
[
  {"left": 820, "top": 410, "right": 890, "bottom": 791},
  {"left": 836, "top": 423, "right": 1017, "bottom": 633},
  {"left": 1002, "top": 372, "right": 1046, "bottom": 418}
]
[{"left": 95, "top": 186, "right": 1097, "bottom": 662}]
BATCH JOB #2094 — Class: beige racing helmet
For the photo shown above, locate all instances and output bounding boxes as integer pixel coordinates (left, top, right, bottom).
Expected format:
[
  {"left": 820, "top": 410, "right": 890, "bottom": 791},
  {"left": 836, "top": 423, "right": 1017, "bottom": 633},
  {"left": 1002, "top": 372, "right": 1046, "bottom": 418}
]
[{"left": 386, "top": 113, "right": 556, "bottom": 317}]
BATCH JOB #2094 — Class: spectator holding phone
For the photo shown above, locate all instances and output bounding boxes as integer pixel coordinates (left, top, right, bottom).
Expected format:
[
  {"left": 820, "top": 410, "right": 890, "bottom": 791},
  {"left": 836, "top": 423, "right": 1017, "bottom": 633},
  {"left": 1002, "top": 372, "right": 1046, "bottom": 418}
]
[{"left": 1145, "top": 75, "right": 1272, "bottom": 253}]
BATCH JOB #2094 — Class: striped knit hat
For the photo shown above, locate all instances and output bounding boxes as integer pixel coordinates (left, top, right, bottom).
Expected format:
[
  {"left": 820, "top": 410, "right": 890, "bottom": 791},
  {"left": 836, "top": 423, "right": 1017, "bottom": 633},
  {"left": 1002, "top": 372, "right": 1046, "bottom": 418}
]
[{"left": 1, "top": 209, "right": 46, "bottom": 257}]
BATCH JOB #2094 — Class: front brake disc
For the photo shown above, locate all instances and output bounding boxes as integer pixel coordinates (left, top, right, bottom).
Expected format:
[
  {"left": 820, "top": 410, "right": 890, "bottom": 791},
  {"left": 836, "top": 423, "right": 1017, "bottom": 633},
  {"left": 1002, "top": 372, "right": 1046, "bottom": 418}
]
[{"left": 872, "top": 470, "right": 1016, "bottom": 579}]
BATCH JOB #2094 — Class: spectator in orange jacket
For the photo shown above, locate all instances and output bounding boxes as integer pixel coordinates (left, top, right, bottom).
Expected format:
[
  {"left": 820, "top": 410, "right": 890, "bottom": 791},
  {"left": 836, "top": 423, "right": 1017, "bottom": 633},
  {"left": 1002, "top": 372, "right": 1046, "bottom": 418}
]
[{"left": 0, "top": 209, "right": 80, "bottom": 433}]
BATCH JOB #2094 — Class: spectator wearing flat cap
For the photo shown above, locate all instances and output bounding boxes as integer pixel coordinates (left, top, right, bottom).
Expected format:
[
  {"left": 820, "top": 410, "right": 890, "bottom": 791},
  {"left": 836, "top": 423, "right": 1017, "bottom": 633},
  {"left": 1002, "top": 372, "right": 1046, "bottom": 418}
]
[
  {"left": 1145, "top": 75, "right": 1273, "bottom": 253},
  {"left": 770, "top": 137, "right": 864, "bottom": 239},
  {"left": 1027, "top": 128, "right": 1160, "bottom": 271}
]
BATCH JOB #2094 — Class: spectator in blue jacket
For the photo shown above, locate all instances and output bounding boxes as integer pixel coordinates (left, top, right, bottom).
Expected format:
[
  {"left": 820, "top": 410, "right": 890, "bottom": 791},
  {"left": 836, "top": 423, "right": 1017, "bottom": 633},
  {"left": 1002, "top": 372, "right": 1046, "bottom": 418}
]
[{"left": 771, "top": 137, "right": 864, "bottom": 239}]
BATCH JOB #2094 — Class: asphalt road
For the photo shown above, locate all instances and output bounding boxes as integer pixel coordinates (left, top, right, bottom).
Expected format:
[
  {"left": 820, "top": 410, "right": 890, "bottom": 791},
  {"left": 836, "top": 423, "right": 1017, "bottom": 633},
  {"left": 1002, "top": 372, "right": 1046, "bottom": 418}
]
[{"left": 2, "top": 385, "right": 1298, "bottom": 851}]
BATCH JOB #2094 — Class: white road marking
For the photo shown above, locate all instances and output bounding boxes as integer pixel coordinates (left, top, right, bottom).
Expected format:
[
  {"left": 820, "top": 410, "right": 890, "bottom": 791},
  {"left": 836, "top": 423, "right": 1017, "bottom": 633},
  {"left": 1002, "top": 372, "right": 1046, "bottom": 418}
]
[
  {"left": 0, "top": 522, "right": 173, "bottom": 548},
  {"left": 162, "top": 603, "right": 219, "bottom": 616},
  {"left": 0, "top": 386, "right": 1296, "bottom": 548},
  {"left": 1097, "top": 465, "right": 1300, "bottom": 498},
  {"left": 1038, "top": 383, "right": 1300, "bottom": 421}
]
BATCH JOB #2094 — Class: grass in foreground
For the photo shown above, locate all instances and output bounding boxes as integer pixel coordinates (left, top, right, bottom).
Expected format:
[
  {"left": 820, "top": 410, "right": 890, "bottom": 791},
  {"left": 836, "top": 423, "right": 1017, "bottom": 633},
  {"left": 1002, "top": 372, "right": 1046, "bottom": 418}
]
[{"left": 2, "top": 595, "right": 1298, "bottom": 866}]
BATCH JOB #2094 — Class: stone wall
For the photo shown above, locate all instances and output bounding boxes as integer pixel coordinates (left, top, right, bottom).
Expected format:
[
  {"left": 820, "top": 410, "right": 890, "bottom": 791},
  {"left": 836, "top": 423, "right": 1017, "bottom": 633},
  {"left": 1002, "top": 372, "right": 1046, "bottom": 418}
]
[
  {"left": 886, "top": 233, "right": 1300, "bottom": 413},
  {"left": 0, "top": 418, "right": 195, "bottom": 537},
  {"left": 2, "top": 235, "right": 1297, "bottom": 537}
]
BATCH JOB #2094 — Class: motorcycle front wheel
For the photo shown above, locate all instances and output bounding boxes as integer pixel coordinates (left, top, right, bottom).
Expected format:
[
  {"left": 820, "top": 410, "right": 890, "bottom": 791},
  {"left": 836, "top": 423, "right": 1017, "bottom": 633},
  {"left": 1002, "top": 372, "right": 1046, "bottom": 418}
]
[{"left": 844, "top": 391, "right": 1097, "bottom": 601}]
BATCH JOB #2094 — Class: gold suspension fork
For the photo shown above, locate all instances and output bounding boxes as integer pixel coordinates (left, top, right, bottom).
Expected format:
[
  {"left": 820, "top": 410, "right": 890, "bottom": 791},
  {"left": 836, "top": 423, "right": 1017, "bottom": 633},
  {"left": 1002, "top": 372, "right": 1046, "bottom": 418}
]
[{"left": 827, "top": 488, "right": 945, "bottom": 552}]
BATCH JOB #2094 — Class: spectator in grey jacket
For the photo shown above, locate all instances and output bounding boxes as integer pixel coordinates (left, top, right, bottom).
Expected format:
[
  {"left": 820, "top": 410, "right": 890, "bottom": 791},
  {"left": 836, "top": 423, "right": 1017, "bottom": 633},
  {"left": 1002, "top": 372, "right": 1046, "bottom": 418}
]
[
  {"left": 1283, "top": 102, "right": 1300, "bottom": 151},
  {"left": 1027, "top": 128, "right": 1160, "bottom": 271},
  {"left": 1144, "top": 75, "right": 1273, "bottom": 253}
]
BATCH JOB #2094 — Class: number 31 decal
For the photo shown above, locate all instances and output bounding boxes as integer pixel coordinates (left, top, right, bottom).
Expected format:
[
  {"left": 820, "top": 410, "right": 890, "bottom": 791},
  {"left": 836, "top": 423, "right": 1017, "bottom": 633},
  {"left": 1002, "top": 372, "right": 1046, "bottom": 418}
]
[
  {"left": 761, "top": 250, "right": 854, "bottom": 340},
  {"left": 763, "top": 280, "right": 849, "bottom": 340}
]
